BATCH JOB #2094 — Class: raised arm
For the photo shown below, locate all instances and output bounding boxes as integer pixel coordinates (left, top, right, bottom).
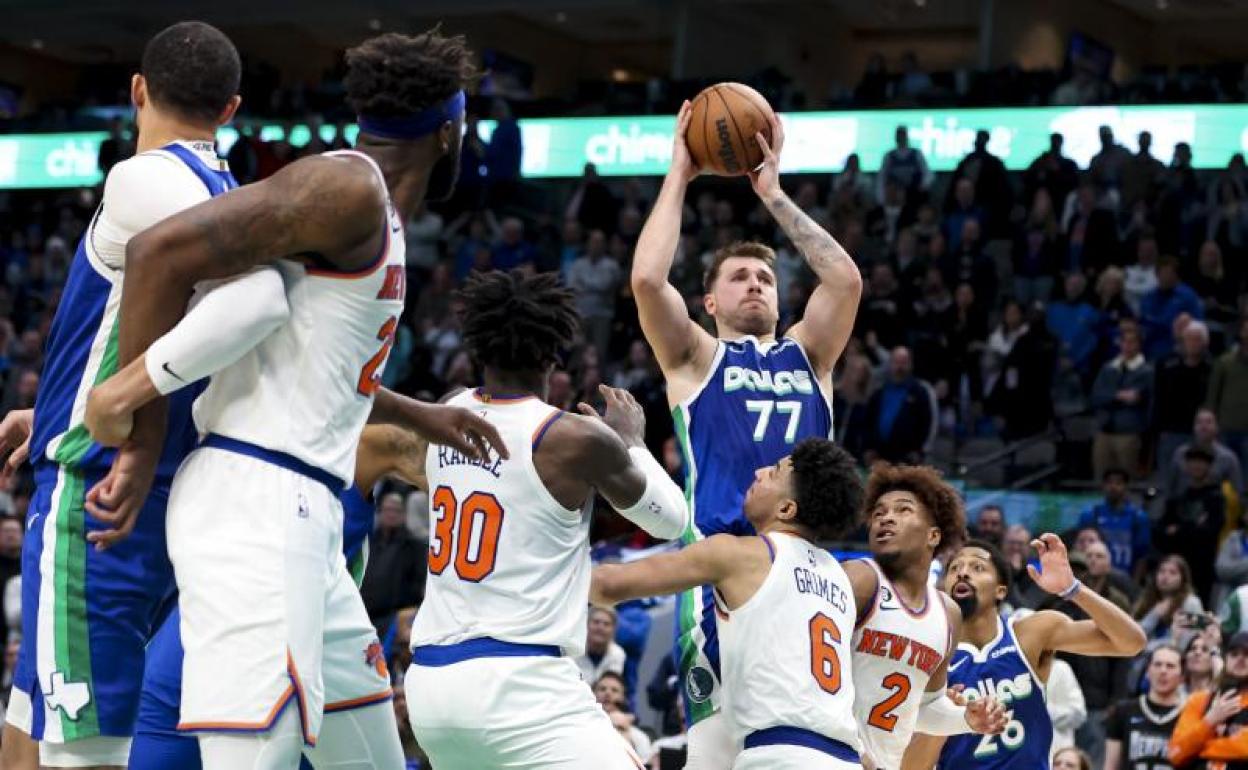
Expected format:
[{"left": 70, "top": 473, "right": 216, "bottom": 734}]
[
  {"left": 631, "top": 101, "right": 716, "bottom": 375},
  {"left": 749, "top": 115, "right": 862, "bottom": 380},
  {"left": 1018, "top": 533, "right": 1147, "bottom": 658},
  {"left": 591, "top": 534, "right": 750, "bottom": 605}
]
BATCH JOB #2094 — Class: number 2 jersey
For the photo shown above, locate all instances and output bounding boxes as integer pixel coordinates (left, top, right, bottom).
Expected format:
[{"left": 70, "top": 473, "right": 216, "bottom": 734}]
[
  {"left": 716, "top": 531, "right": 860, "bottom": 751},
  {"left": 939, "top": 614, "right": 1053, "bottom": 770},
  {"left": 851, "top": 558, "right": 952, "bottom": 770},
  {"left": 190, "top": 150, "right": 406, "bottom": 485},
  {"left": 410, "top": 389, "right": 593, "bottom": 655}
]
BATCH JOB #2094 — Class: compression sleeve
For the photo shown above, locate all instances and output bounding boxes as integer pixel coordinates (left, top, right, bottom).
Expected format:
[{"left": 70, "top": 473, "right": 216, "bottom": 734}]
[
  {"left": 914, "top": 689, "right": 971, "bottom": 736},
  {"left": 145, "top": 267, "right": 290, "bottom": 395},
  {"left": 613, "top": 446, "right": 689, "bottom": 541}
]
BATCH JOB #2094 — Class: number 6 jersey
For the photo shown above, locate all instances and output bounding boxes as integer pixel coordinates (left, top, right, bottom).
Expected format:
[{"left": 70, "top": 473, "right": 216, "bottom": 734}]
[
  {"left": 190, "top": 150, "right": 406, "bottom": 486},
  {"left": 716, "top": 531, "right": 861, "bottom": 751},
  {"left": 409, "top": 388, "right": 595, "bottom": 655}
]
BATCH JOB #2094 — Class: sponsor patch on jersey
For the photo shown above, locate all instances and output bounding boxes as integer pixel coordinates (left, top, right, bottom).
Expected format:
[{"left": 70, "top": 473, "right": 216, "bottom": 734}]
[{"left": 686, "top": 666, "right": 715, "bottom": 703}]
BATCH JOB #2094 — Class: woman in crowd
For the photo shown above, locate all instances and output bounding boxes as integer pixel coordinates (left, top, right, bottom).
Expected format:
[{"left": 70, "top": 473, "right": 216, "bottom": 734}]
[
  {"left": 1183, "top": 633, "right": 1222, "bottom": 695},
  {"left": 1169, "top": 631, "right": 1248, "bottom": 767},
  {"left": 1052, "top": 747, "right": 1093, "bottom": 770},
  {"left": 1135, "top": 555, "right": 1206, "bottom": 648}
]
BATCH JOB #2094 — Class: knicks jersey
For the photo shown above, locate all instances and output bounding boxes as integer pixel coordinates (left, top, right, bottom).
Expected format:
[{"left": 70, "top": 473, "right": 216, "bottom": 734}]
[
  {"left": 30, "top": 142, "right": 236, "bottom": 484},
  {"left": 675, "top": 336, "right": 831, "bottom": 540},
  {"left": 939, "top": 616, "right": 1052, "bottom": 770},
  {"left": 717, "top": 532, "right": 860, "bottom": 751},
  {"left": 410, "top": 389, "right": 593, "bottom": 655},
  {"left": 851, "top": 559, "right": 952, "bottom": 770},
  {"left": 191, "top": 150, "right": 405, "bottom": 485}
]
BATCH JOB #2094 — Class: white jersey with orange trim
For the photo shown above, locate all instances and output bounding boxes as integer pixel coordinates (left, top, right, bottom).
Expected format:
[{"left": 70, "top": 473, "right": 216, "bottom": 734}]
[
  {"left": 191, "top": 150, "right": 407, "bottom": 484},
  {"left": 716, "top": 531, "right": 861, "bottom": 751},
  {"left": 409, "top": 388, "right": 593, "bottom": 655},
  {"left": 851, "top": 557, "right": 952, "bottom": 770}
]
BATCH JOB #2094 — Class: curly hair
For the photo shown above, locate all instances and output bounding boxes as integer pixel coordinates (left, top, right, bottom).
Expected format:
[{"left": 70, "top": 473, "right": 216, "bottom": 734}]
[
  {"left": 457, "top": 270, "right": 578, "bottom": 373},
  {"left": 789, "top": 439, "right": 863, "bottom": 539},
  {"left": 345, "top": 27, "right": 478, "bottom": 118},
  {"left": 141, "top": 21, "right": 240, "bottom": 124},
  {"left": 864, "top": 463, "right": 967, "bottom": 554},
  {"left": 702, "top": 240, "right": 776, "bottom": 292}
]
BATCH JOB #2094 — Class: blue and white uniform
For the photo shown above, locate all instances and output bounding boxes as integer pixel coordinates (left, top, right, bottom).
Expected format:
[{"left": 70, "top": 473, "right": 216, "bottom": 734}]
[
  {"left": 673, "top": 336, "right": 832, "bottom": 726},
  {"left": 128, "top": 486, "right": 377, "bottom": 770},
  {"left": 939, "top": 615, "right": 1053, "bottom": 770},
  {"left": 9, "top": 142, "right": 235, "bottom": 754}
]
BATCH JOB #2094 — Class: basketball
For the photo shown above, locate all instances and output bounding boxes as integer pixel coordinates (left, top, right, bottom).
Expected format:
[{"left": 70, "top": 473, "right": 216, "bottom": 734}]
[{"left": 686, "top": 82, "right": 776, "bottom": 176}]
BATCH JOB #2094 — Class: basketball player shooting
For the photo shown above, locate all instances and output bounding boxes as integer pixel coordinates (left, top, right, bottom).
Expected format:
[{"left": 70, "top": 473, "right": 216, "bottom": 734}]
[{"left": 632, "top": 97, "right": 863, "bottom": 766}]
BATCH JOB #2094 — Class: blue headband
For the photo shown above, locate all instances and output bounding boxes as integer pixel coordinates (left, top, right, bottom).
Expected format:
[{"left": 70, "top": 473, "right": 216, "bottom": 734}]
[{"left": 357, "top": 90, "right": 466, "bottom": 140}]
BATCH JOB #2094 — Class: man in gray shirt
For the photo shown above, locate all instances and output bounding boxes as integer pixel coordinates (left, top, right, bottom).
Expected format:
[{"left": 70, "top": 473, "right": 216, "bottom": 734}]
[{"left": 568, "top": 228, "right": 622, "bottom": 360}]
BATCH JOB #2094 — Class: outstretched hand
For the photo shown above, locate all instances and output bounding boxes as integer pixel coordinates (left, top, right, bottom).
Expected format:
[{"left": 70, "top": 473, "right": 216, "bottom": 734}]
[
  {"left": 1027, "top": 533, "right": 1078, "bottom": 596},
  {"left": 747, "top": 110, "right": 785, "bottom": 198},
  {"left": 669, "top": 100, "right": 699, "bottom": 183},
  {"left": 577, "top": 384, "right": 645, "bottom": 448},
  {"left": 965, "top": 693, "right": 1008, "bottom": 735}
]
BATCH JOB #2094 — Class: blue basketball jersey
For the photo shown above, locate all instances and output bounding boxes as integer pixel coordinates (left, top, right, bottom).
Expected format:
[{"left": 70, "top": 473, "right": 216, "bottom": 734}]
[
  {"left": 29, "top": 143, "right": 237, "bottom": 484},
  {"left": 674, "top": 336, "right": 832, "bottom": 539},
  {"left": 341, "top": 485, "right": 374, "bottom": 585},
  {"left": 939, "top": 615, "right": 1053, "bottom": 770}
]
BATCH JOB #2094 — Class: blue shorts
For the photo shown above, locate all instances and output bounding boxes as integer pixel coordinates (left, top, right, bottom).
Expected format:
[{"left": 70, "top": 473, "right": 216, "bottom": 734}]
[{"left": 10, "top": 465, "right": 175, "bottom": 742}]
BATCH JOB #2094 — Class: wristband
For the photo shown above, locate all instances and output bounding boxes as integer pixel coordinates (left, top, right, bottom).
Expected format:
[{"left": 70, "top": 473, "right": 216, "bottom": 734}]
[{"left": 1058, "top": 579, "right": 1082, "bottom": 600}]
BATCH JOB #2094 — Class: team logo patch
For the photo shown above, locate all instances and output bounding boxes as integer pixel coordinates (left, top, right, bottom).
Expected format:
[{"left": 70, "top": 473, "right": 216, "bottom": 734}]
[
  {"left": 45, "top": 671, "right": 90, "bottom": 720},
  {"left": 365, "top": 640, "right": 389, "bottom": 679},
  {"left": 686, "top": 666, "right": 715, "bottom": 703}
]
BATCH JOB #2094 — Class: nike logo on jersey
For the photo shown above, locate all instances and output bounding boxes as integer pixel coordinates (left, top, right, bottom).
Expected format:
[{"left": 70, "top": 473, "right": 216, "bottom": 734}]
[
  {"left": 949, "top": 658, "right": 968, "bottom": 672},
  {"left": 161, "top": 361, "right": 185, "bottom": 382}
]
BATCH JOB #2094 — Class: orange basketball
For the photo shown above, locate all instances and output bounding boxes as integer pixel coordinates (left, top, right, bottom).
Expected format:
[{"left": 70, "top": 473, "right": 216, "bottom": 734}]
[{"left": 685, "top": 83, "right": 776, "bottom": 176}]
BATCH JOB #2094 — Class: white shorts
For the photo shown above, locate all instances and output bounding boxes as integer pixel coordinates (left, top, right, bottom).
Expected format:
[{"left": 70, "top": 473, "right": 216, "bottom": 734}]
[
  {"left": 734, "top": 744, "right": 861, "bottom": 770},
  {"left": 405, "top": 653, "right": 644, "bottom": 770},
  {"left": 167, "top": 447, "right": 391, "bottom": 745}
]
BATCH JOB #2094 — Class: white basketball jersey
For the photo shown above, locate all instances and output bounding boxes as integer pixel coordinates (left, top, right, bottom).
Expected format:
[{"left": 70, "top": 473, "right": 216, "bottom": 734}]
[
  {"left": 851, "top": 558, "right": 952, "bottom": 770},
  {"left": 410, "top": 389, "right": 593, "bottom": 655},
  {"left": 717, "top": 532, "right": 861, "bottom": 751},
  {"left": 192, "top": 150, "right": 407, "bottom": 484}
]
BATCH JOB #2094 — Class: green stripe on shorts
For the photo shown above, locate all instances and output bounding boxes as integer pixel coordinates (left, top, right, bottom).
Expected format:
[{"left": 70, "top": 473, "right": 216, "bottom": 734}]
[
  {"left": 53, "top": 469, "right": 99, "bottom": 738},
  {"left": 672, "top": 406, "right": 716, "bottom": 724}
]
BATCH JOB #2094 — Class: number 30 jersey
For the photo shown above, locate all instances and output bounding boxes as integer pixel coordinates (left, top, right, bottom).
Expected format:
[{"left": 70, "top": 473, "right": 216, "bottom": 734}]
[
  {"left": 410, "top": 388, "right": 594, "bottom": 655},
  {"left": 852, "top": 558, "right": 952, "bottom": 770},
  {"left": 939, "top": 615, "right": 1053, "bottom": 770},
  {"left": 675, "top": 336, "right": 832, "bottom": 541},
  {"left": 717, "top": 532, "right": 861, "bottom": 750},
  {"left": 191, "top": 150, "right": 406, "bottom": 485}
]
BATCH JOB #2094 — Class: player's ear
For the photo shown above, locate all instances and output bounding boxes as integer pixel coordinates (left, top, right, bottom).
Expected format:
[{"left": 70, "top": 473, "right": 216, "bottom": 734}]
[
  {"left": 131, "top": 74, "right": 145, "bottom": 109},
  {"left": 927, "top": 526, "right": 941, "bottom": 551},
  {"left": 703, "top": 292, "right": 716, "bottom": 316},
  {"left": 994, "top": 582, "right": 1008, "bottom": 602},
  {"left": 776, "top": 497, "right": 798, "bottom": 523},
  {"left": 439, "top": 119, "right": 457, "bottom": 156},
  {"left": 217, "top": 95, "right": 242, "bottom": 127}
]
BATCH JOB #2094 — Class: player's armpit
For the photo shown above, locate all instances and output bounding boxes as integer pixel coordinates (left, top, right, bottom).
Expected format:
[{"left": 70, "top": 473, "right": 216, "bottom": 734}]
[
  {"left": 842, "top": 558, "right": 879, "bottom": 628},
  {"left": 899, "top": 732, "right": 946, "bottom": 770},
  {"left": 590, "top": 535, "right": 742, "bottom": 605}
]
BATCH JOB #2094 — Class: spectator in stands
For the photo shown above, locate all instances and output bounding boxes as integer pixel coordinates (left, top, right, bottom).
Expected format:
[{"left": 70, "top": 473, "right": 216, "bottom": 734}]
[
  {"left": 971, "top": 505, "right": 1006, "bottom": 546},
  {"left": 485, "top": 97, "right": 522, "bottom": 205},
  {"left": 1013, "top": 189, "right": 1062, "bottom": 305},
  {"left": 1140, "top": 256, "right": 1204, "bottom": 360},
  {"left": 1003, "top": 523, "right": 1040, "bottom": 606},
  {"left": 1168, "top": 631, "right": 1248, "bottom": 768},
  {"left": 1190, "top": 240, "right": 1240, "bottom": 326},
  {"left": 892, "top": 227, "right": 929, "bottom": 303},
  {"left": 945, "top": 219, "right": 997, "bottom": 307},
  {"left": 1122, "top": 131, "right": 1166, "bottom": 209},
  {"left": 1089, "top": 125, "right": 1132, "bottom": 195},
  {"left": 594, "top": 672, "right": 654, "bottom": 764},
  {"left": 834, "top": 152, "right": 876, "bottom": 211},
  {"left": 951, "top": 130, "right": 1012, "bottom": 238},
  {"left": 96, "top": 117, "right": 132, "bottom": 176},
  {"left": 1124, "top": 232, "right": 1161, "bottom": 315},
  {"left": 860, "top": 263, "right": 909, "bottom": 350},
  {"left": 0, "top": 517, "right": 18, "bottom": 639},
  {"left": 1208, "top": 317, "right": 1248, "bottom": 471},
  {"left": 834, "top": 352, "right": 874, "bottom": 457},
  {"left": 1091, "top": 323, "right": 1153, "bottom": 479},
  {"left": 1047, "top": 272, "right": 1102, "bottom": 376},
  {"left": 865, "top": 181, "right": 915, "bottom": 248},
  {"left": 854, "top": 52, "right": 889, "bottom": 106},
  {"left": 1093, "top": 267, "right": 1133, "bottom": 361},
  {"left": 1136, "top": 554, "right": 1206, "bottom": 649},
  {"left": 878, "top": 125, "right": 932, "bottom": 206},
  {"left": 1217, "top": 506, "right": 1248, "bottom": 612},
  {"left": 893, "top": 51, "right": 933, "bottom": 102},
  {"left": 1079, "top": 468, "right": 1150, "bottom": 578},
  {"left": 1183, "top": 633, "right": 1221, "bottom": 695},
  {"left": 862, "top": 346, "right": 933, "bottom": 464},
  {"left": 1164, "top": 408, "right": 1243, "bottom": 500},
  {"left": 1104, "top": 645, "right": 1186, "bottom": 770},
  {"left": 568, "top": 228, "right": 621, "bottom": 361},
  {"left": 942, "top": 177, "right": 984, "bottom": 255},
  {"left": 491, "top": 216, "right": 536, "bottom": 271},
  {"left": 1071, "top": 525, "right": 1139, "bottom": 602},
  {"left": 1046, "top": 656, "right": 1088, "bottom": 757},
  {"left": 575, "top": 606, "right": 627, "bottom": 686},
  {"left": 360, "top": 492, "right": 426, "bottom": 639},
  {"left": 1063, "top": 180, "right": 1119, "bottom": 274},
  {"left": 1083, "top": 540, "right": 1133, "bottom": 612},
  {"left": 1156, "top": 320, "right": 1214, "bottom": 469},
  {"left": 1159, "top": 449, "right": 1227, "bottom": 604},
  {"left": 1024, "top": 133, "right": 1079, "bottom": 215},
  {"left": 1051, "top": 747, "right": 1093, "bottom": 770}
]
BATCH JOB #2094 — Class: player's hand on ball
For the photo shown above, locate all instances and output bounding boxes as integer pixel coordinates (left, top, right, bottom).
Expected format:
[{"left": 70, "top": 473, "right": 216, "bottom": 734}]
[
  {"left": 84, "top": 382, "right": 134, "bottom": 447},
  {"left": 1027, "top": 533, "right": 1077, "bottom": 596},
  {"left": 84, "top": 440, "right": 160, "bottom": 550},
  {"left": 0, "top": 408, "right": 33, "bottom": 478},
  {"left": 579, "top": 385, "right": 645, "bottom": 448},
  {"left": 669, "top": 100, "right": 698, "bottom": 182},
  {"left": 965, "top": 694, "right": 1008, "bottom": 735},
  {"left": 747, "top": 110, "right": 785, "bottom": 198}
]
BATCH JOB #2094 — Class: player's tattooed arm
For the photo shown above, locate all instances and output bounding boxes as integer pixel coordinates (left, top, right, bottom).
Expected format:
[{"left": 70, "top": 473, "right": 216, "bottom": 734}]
[{"left": 750, "top": 112, "right": 862, "bottom": 379}]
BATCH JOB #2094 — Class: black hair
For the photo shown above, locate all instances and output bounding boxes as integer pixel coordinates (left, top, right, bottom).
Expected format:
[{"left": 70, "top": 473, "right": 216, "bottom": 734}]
[
  {"left": 457, "top": 270, "right": 578, "bottom": 373},
  {"left": 594, "top": 671, "right": 629, "bottom": 695},
  {"left": 963, "top": 538, "right": 1012, "bottom": 589},
  {"left": 865, "top": 463, "right": 967, "bottom": 554},
  {"left": 345, "top": 27, "right": 477, "bottom": 118},
  {"left": 141, "top": 21, "right": 240, "bottom": 124},
  {"left": 1102, "top": 467, "right": 1129, "bottom": 483},
  {"left": 789, "top": 439, "right": 863, "bottom": 539}
]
